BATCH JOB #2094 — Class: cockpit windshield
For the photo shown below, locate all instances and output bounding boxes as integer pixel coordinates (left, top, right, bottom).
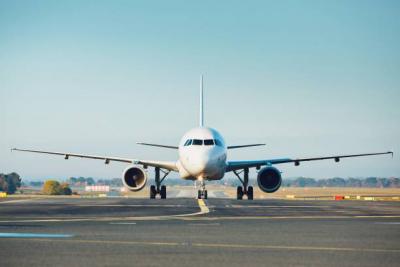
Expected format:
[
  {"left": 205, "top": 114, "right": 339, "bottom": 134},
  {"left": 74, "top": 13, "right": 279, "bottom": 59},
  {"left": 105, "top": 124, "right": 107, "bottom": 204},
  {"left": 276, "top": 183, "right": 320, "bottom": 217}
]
[
  {"left": 192, "top": 139, "right": 203, "bottom": 145},
  {"left": 183, "top": 139, "right": 223, "bottom": 147},
  {"left": 204, "top": 139, "right": 214, "bottom": 145}
]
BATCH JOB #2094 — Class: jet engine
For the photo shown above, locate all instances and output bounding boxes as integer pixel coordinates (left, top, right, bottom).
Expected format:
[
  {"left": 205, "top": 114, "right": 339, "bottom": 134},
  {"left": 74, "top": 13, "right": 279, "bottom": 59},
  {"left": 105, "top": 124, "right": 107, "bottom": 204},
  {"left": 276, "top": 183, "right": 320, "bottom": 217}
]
[
  {"left": 122, "top": 166, "right": 147, "bottom": 191},
  {"left": 257, "top": 167, "right": 282, "bottom": 193}
]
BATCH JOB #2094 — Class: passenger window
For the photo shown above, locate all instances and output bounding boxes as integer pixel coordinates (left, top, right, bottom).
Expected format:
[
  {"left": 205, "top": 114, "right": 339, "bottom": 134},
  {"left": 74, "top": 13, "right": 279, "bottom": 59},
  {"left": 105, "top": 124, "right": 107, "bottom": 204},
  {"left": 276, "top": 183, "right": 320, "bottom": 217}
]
[
  {"left": 214, "top": 139, "right": 222, "bottom": 146},
  {"left": 204, "top": 139, "right": 214, "bottom": 146},
  {"left": 192, "top": 139, "right": 203, "bottom": 145}
]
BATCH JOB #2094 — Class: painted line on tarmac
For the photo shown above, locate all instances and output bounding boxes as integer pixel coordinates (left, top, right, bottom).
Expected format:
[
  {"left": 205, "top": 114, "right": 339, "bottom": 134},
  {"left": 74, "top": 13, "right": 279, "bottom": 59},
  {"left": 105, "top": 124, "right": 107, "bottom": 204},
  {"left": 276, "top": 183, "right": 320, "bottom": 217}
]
[
  {"left": 229, "top": 205, "right": 331, "bottom": 208},
  {"left": 2, "top": 202, "right": 186, "bottom": 208},
  {"left": 374, "top": 222, "right": 400, "bottom": 225},
  {"left": 71, "top": 204, "right": 185, "bottom": 208},
  {"left": 174, "top": 199, "right": 210, "bottom": 217},
  {"left": 9, "top": 238, "right": 400, "bottom": 253},
  {"left": 178, "top": 215, "right": 400, "bottom": 221},
  {"left": 188, "top": 223, "right": 220, "bottom": 226},
  {"left": 1, "top": 214, "right": 400, "bottom": 223},
  {"left": 0, "top": 199, "right": 211, "bottom": 223},
  {"left": 0, "top": 198, "right": 45, "bottom": 204},
  {"left": 0, "top": 232, "right": 73, "bottom": 238},
  {"left": 191, "top": 242, "right": 400, "bottom": 253},
  {"left": 198, "top": 199, "right": 210, "bottom": 213},
  {"left": 192, "top": 215, "right": 400, "bottom": 220},
  {"left": 109, "top": 222, "right": 137, "bottom": 225}
]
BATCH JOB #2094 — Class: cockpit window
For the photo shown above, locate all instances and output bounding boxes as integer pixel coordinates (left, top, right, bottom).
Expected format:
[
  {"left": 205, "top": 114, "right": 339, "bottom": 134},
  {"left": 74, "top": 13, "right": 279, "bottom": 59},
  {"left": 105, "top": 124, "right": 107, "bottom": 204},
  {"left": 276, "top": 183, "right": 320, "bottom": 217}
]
[
  {"left": 214, "top": 139, "right": 223, "bottom": 146},
  {"left": 204, "top": 139, "right": 214, "bottom": 146},
  {"left": 184, "top": 139, "right": 192, "bottom": 146},
  {"left": 192, "top": 139, "right": 203, "bottom": 145}
]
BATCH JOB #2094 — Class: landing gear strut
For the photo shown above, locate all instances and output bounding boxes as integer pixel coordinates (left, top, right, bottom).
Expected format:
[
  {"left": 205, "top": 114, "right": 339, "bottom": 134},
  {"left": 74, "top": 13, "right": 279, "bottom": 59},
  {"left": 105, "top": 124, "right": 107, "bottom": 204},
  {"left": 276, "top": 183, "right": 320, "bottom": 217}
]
[
  {"left": 197, "top": 180, "right": 208, "bottom": 199},
  {"left": 150, "top": 167, "right": 170, "bottom": 199},
  {"left": 233, "top": 168, "right": 253, "bottom": 200}
]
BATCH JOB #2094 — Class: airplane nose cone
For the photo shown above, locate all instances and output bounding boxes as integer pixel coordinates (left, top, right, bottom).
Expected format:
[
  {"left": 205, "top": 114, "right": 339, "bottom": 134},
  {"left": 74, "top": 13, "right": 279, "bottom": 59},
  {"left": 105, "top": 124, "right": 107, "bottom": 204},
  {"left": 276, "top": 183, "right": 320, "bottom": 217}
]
[{"left": 189, "top": 152, "right": 217, "bottom": 176}]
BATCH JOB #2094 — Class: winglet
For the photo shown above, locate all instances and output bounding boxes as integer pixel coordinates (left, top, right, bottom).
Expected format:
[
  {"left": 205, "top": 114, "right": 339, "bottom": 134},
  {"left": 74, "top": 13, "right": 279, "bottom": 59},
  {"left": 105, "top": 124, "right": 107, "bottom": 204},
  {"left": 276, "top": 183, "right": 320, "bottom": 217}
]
[{"left": 389, "top": 150, "right": 394, "bottom": 158}]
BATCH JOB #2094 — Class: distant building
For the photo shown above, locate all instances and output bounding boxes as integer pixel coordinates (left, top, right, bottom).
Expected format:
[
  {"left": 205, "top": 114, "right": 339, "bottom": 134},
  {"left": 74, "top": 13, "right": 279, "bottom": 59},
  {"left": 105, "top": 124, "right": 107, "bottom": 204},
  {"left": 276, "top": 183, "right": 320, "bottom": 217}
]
[{"left": 85, "top": 185, "right": 110, "bottom": 192}]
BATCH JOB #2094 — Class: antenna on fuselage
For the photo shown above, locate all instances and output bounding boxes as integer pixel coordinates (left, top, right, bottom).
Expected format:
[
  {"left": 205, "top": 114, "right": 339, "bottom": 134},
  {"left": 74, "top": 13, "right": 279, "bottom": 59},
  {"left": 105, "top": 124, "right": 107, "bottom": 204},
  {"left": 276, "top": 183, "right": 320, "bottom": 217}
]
[{"left": 200, "top": 75, "right": 204, "bottom": 127}]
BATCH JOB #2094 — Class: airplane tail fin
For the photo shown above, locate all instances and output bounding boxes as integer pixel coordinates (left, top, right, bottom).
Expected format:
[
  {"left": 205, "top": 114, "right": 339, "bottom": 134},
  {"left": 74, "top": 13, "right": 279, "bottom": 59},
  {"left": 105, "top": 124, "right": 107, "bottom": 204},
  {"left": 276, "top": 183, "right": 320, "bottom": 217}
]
[{"left": 200, "top": 75, "right": 204, "bottom": 127}]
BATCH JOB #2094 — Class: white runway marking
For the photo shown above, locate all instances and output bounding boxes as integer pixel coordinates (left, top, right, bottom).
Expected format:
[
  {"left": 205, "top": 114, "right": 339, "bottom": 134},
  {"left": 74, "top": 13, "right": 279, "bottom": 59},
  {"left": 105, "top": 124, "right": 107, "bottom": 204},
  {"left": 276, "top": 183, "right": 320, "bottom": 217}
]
[
  {"left": 0, "top": 232, "right": 73, "bottom": 238},
  {"left": 109, "top": 222, "right": 137, "bottom": 225},
  {"left": 188, "top": 223, "right": 220, "bottom": 226},
  {"left": 0, "top": 198, "right": 44, "bottom": 204},
  {"left": 1, "top": 214, "right": 400, "bottom": 223},
  {"left": 0, "top": 199, "right": 212, "bottom": 222},
  {"left": 230, "top": 205, "right": 331, "bottom": 208},
  {"left": 72, "top": 204, "right": 185, "bottom": 208},
  {"left": 11, "top": 238, "right": 400, "bottom": 253},
  {"left": 374, "top": 222, "right": 400, "bottom": 225}
]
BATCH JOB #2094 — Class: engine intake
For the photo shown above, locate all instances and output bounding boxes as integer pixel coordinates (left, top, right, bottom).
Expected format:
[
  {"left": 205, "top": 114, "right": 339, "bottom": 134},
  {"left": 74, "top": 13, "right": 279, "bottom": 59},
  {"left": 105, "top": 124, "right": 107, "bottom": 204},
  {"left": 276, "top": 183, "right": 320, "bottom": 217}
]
[
  {"left": 122, "top": 166, "right": 147, "bottom": 191},
  {"left": 257, "top": 167, "right": 282, "bottom": 193}
]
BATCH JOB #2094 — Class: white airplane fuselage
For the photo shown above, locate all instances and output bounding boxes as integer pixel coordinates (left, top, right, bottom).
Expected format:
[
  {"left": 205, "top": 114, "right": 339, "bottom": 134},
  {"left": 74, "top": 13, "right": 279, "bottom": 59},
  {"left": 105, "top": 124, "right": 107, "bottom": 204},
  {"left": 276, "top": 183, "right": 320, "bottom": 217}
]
[{"left": 177, "top": 127, "right": 227, "bottom": 181}]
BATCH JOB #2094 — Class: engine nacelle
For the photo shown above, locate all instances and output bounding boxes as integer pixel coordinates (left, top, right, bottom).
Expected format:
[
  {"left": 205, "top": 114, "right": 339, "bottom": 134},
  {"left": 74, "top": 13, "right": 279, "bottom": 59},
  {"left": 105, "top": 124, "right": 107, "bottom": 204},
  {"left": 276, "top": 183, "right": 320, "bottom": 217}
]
[
  {"left": 122, "top": 166, "right": 147, "bottom": 191},
  {"left": 257, "top": 167, "right": 282, "bottom": 193}
]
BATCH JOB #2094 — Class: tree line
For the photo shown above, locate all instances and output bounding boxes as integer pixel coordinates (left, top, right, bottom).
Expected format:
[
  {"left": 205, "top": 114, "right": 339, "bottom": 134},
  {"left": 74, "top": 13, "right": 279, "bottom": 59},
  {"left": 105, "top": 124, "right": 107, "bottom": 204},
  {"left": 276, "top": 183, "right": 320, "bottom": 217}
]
[
  {"left": 24, "top": 176, "right": 400, "bottom": 189},
  {"left": 282, "top": 177, "right": 400, "bottom": 188},
  {"left": 0, "top": 173, "right": 22, "bottom": 194}
]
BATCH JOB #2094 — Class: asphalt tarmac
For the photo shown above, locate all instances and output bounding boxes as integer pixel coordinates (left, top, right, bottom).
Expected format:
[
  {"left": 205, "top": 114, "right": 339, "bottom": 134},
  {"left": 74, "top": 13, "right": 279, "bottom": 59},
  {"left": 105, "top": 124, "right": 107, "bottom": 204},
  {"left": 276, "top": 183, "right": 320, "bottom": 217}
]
[{"left": 0, "top": 195, "right": 399, "bottom": 267}]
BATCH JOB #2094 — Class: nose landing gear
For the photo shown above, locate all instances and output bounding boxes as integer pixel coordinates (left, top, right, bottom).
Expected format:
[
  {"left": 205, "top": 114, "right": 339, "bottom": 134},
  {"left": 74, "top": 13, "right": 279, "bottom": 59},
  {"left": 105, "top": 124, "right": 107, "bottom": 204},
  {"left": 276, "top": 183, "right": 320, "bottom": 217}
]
[
  {"left": 233, "top": 168, "right": 253, "bottom": 200},
  {"left": 197, "top": 180, "right": 208, "bottom": 199},
  {"left": 150, "top": 167, "right": 170, "bottom": 199}
]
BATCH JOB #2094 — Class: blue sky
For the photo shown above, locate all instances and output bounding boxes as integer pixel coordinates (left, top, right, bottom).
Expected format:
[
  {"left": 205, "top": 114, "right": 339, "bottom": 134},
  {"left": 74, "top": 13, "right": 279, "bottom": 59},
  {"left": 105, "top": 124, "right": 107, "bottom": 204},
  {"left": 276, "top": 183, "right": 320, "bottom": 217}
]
[{"left": 1, "top": 0, "right": 399, "bottom": 180}]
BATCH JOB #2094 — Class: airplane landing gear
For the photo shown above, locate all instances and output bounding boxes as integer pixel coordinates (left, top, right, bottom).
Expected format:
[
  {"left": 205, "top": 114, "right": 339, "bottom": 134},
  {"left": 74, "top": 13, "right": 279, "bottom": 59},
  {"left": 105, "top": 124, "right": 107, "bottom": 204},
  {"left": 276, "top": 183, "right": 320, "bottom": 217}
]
[
  {"left": 149, "top": 167, "right": 170, "bottom": 199},
  {"left": 233, "top": 168, "right": 253, "bottom": 200},
  {"left": 197, "top": 180, "right": 208, "bottom": 199}
]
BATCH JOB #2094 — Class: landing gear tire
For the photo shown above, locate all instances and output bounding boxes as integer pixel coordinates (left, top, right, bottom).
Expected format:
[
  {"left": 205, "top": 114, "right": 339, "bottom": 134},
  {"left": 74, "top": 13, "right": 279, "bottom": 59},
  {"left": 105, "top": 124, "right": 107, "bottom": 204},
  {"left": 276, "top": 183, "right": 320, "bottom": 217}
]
[
  {"left": 237, "top": 186, "right": 243, "bottom": 200},
  {"left": 160, "top": 185, "right": 167, "bottom": 199},
  {"left": 150, "top": 185, "right": 156, "bottom": 199},
  {"left": 197, "top": 189, "right": 208, "bottom": 199},
  {"left": 247, "top": 186, "right": 254, "bottom": 200}
]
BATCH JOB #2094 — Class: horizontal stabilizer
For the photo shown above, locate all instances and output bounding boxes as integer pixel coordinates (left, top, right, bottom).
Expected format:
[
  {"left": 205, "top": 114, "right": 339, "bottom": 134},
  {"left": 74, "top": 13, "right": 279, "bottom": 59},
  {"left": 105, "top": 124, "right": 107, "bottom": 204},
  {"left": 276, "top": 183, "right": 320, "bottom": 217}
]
[{"left": 227, "top": 144, "right": 266, "bottom": 149}]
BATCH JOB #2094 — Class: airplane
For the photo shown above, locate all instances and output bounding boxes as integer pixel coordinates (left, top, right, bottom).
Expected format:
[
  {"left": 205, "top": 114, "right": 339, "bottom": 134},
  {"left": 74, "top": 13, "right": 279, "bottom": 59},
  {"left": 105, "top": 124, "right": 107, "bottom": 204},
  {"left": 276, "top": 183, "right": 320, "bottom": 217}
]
[{"left": 12, "top": 76, "right": 393, "bottom": 200}]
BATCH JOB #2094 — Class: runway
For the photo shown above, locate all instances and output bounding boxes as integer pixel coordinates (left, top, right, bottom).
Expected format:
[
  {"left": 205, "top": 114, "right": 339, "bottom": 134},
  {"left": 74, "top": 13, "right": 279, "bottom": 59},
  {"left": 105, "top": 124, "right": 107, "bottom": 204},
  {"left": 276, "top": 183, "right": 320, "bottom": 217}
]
[{"left": 0, "top": 197, "right": 399, "bottom": 267}]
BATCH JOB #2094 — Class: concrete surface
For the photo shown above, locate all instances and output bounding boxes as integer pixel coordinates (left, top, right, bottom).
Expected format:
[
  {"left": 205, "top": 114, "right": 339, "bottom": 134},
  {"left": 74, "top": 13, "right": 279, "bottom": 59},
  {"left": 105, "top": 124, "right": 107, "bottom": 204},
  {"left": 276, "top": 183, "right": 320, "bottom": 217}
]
[{"left": 0, "top": 195, "right": 399, "bottom": 267}]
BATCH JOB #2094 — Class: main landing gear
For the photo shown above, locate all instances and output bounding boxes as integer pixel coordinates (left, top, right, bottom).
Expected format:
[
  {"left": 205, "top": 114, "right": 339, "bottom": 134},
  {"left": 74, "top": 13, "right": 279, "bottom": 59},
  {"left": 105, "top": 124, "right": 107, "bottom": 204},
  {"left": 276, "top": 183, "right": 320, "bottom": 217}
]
[
  {"left": 150, "top": 167, "right": 170, "bottom": 199},
  {"left": 197, "top": 180, "right": 208, "bottom": 199},
  {"left": 233, "top": 168, "right": 253, "bottom": 200}
]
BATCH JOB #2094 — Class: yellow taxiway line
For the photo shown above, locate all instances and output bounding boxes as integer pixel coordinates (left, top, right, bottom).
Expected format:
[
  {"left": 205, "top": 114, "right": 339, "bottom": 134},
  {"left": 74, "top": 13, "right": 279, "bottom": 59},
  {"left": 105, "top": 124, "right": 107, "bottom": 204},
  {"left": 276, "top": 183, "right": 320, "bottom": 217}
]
[{"left": 197, "top": 199, "right": 210, "bottom": 213}]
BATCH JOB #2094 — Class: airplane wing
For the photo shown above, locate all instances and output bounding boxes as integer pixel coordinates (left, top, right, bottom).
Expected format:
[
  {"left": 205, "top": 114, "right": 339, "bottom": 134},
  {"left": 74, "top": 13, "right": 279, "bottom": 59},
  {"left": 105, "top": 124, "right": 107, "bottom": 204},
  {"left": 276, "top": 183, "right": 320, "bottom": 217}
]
[
  {"left": 136, "top": 142, "right": 179, "bottom": 149},
  {"left": 227, "top": 144, "right": 265, "bottom": 149},
  {"left": 226, "top": 151, "right": 393, "bottom": 172},
  {"left": 11, "top": 148, "right": 178, "bottom": 171}
]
